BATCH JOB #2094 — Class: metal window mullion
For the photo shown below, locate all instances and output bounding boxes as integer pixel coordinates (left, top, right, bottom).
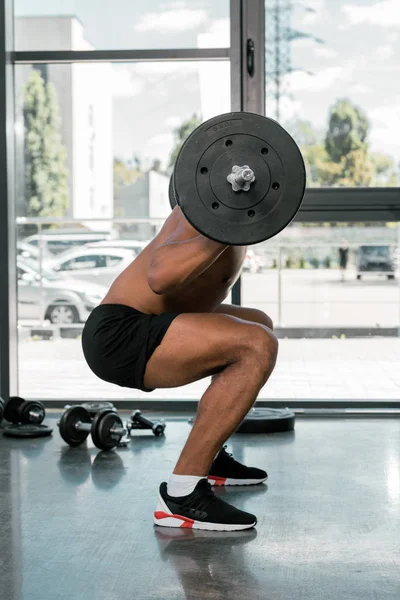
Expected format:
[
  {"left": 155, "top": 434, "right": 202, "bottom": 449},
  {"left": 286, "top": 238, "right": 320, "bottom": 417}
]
[
  {"left": 0, "top": 0, "right": 18, "bottom": 401},
  {"left": 13, "top": 48, "right": 230, "bottom": 64},
  {"left": 241, "top": 0, "right": 265, "bottom": 115}
]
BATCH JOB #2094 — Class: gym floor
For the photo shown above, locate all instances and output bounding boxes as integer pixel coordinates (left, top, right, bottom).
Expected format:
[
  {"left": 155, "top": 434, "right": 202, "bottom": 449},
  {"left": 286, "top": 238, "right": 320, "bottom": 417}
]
[{"left": 1, "top": 415, "right": 399, "bottom": 600}]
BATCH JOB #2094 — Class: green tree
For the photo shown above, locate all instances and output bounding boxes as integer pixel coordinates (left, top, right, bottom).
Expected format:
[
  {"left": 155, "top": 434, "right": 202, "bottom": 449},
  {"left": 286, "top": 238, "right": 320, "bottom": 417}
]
[
  {"left": 370, "top": 152, "right": 400, "bottom": 186},
  {"left": 168, "top": 114, "right": 202, "bottom": 168},
  {"left": 314, "top": 99, "right": 373, "bottom": 187},
  {"left": 23, "top": 69, "right": 69, "bottom": 217},
  {"left": 325, "top": 98, "right": 369, "bottom": 163}
]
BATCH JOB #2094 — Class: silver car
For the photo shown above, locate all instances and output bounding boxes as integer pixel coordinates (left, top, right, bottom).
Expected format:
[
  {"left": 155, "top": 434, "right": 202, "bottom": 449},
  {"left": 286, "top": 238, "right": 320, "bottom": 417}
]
[
  {"left": 47, "top": 247, "right": 136, "bottom": 287},
  {"left": 17, "top": 259, "right": 107, "bottom": 324}
]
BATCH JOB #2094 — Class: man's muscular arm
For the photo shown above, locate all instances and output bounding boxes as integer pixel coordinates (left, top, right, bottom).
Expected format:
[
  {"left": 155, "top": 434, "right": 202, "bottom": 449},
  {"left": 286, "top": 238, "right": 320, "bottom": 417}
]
[{"left": 148, "top": 210, "right": 228, "bottom": 295}]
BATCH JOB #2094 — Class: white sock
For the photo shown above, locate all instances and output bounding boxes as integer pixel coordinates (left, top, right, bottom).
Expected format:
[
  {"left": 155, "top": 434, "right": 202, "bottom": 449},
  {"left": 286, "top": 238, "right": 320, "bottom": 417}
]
[{"left": 167, "top": 474, "right": 206, "bottom": 498}]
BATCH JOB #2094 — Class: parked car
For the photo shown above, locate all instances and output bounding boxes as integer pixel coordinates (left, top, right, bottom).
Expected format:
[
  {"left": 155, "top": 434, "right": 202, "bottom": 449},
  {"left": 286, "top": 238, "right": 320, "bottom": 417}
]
[
  {"left": 85, "top": 239, "right": 150, "bottom": 255},
  {"left": 356, "top": 245, "right": 396, "bottom": 280},
  {"left": 17, "top": 258, "right": 107, "bottom": 324},
  {"left": 47, "top": 247, "right": 136, "bottom": 287},
  {"left": 17, "top": 241, "right": 53, "bottom": 262},
  {"left": 23, "top": 231, "right": 115, "bottom": 255}
]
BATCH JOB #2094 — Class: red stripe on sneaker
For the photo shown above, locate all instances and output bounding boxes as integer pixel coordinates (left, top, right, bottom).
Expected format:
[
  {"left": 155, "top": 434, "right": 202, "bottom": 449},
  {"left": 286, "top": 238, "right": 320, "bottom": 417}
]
[
  {"left": 154, "top": 511, "right": 195, "bottom": 527},
  {"left": 208, "top": 475, "right": 227, "bottom": 486}
]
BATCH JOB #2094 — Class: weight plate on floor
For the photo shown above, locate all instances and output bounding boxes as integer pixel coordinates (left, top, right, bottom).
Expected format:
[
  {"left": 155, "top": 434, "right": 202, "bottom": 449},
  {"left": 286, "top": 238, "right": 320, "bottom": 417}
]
[
  {"left": 173, "top": 112, "right": 306, "bottom": 245},
  {"left": 82, "top": 401, "right": 116, "bottom": 418},
  {"left": 3, "top": 424, "right": 53, "bottom": 438},
  {"left": 59, "top": 406, "right": 91, "bottom": 447},
  {"left": 169, "top": 172, "right": 178, "bottom": 209},
  {"left": 91, "top": 409, "right": 124, "bottom": 451},
  {"left": 236, "top": 408, "right": 295, "bottom": 434},
  {"left": 4, "top": 396, "right": 25, "bottom": 424}
]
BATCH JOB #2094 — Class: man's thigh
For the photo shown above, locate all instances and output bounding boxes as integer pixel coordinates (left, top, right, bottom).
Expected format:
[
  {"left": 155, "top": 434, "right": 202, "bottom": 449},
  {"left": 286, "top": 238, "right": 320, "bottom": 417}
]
[
  {"left": 143, "top": 312, "right": 267, "bottom": 390},
  {"left": 214, "top": 304, "right": 273, "bottom": 330}
]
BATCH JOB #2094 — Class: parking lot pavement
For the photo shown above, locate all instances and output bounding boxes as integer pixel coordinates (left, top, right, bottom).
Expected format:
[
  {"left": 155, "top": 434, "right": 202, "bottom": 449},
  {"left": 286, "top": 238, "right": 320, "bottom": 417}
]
[
  {"left": 18, "top": 336, "right": 400, "bottom": 401},
  {"left": 242, "top": 269, "right": 400, "bottom": 327}
]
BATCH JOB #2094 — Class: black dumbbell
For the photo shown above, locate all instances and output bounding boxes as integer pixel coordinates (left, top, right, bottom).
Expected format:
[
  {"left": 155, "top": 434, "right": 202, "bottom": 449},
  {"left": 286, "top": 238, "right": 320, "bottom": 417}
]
[
  {"left": 58, "top": 406, "right": 127, "bottom": 451},
  {"left": 4, "top": 396, "right": 45, "bottom": 425},
  {"left": 129, "top": 410, "right": 166, "bottom": 436},
  {"left": 0, "top": 397, "right": 4, "bottom": 425}
]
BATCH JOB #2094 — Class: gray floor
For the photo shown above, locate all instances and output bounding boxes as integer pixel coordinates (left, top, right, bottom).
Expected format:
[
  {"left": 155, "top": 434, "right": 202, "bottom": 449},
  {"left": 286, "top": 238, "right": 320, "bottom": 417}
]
[{"left": 1, "top": 416, "right": 400, "bottom": 600}]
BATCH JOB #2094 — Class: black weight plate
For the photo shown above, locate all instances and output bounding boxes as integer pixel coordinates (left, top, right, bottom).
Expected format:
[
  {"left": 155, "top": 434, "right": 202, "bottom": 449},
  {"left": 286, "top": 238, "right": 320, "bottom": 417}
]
[
  {"left": 0, "top": 397, "right": 4, "bottom": 424},
  {"left": 169, "top": 172, "right": 178, "bottom": 209},
  {"left": 3, "top": 424, "right": 53, "bottom": 438},
  {"left": 174, "top": 112, "right": 306, "bottom": 245},
  {"left": 91, "top": 409, "right": 124, "bottom": 451},
  {"left": 82, "top": 401, "right": 115, "bottom": 418},
  {"left": 4, "top": 396, "right": 25, "bottom": 424},
  {"left": 59, "top": 406, "right": 91, "bottom": 447},
  {"left": 236, "top": 408, "right": 295, "bottom": 434},
  {"left": 153, "top": 423, "right": 166, "bottom": 437},
  {"left": 20, "top": 400, "right": 45, "bottom": 425}
]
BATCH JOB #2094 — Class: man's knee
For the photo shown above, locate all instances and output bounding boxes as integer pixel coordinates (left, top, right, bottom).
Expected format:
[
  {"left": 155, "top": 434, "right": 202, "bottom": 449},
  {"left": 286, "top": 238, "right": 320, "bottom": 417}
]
[{"left": 242, "top": 324, "right": 278, "bottom": 376}]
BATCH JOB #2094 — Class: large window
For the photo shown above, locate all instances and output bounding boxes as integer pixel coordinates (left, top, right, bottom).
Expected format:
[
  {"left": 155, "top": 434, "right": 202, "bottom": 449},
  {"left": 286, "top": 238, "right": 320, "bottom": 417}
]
[
  {"left": 265, "top": 0, "right": 400, "bottom": 188},
  {"left": 4, "top": 0, "right": 400, "bottom": 406}
]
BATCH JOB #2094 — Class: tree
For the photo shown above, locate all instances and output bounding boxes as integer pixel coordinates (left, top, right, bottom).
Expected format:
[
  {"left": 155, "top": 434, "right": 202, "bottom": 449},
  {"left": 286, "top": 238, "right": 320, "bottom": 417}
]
[
  {"left": 370, "top": 152, "right": 400, "bottom": 187},
  {"left": 325, "top": 99, "right": 369, "bottom": 163},
  {"left": 23, "top": 69, "right": 69, "bottom": 217},
  {"left": 168, "top": 114, "right": 202, "bottom": 168}
]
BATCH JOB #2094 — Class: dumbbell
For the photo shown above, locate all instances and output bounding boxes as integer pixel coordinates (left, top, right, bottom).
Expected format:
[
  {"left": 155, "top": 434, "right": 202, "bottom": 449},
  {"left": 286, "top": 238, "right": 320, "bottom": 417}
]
[
  {"left": 4, "top": 396, "right": 45, "bottom": 425},
  {"left": 59, "top": 406, "right": 127, "bottom": 451},
  {"left": 128, "top": 410, "right": 166, "bottom": 436},
  {"left": 0, "top": 397, "right": 4, "bottom": 425},
  {"left": 63, "top": 401, "right": 116, "bottom": 419}
]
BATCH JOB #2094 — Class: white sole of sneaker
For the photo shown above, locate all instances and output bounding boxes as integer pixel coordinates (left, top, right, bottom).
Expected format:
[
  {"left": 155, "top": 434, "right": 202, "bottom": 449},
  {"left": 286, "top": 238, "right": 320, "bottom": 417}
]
[
  {"left": 153, "top": 495, "right": 256, "bottom": 531},
  {"left": 207, "top": 476, "right": 268, "bottom": 486}
]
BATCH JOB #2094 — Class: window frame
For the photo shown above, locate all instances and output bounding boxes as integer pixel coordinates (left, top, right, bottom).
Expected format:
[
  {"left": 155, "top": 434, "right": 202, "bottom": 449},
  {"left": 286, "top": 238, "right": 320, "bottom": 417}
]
[{"left": 1, "top": 0, "right": 399, "bottom": 409}]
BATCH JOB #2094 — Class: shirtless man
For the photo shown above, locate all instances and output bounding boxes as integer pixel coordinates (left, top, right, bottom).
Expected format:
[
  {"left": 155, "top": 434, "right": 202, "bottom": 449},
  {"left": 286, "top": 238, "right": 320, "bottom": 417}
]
[{"left": 82, "top": 206, "right": 278, "bottom": 531}]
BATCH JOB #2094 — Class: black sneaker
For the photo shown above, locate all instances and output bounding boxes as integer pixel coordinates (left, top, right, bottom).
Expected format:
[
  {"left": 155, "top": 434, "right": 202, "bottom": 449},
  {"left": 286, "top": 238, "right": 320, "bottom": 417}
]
[
  {"left": 208, "top": 446, "right": 268, "bottom": 486},
  {"left": 154, "top": 478, "right": 257, "bottom": 531}
]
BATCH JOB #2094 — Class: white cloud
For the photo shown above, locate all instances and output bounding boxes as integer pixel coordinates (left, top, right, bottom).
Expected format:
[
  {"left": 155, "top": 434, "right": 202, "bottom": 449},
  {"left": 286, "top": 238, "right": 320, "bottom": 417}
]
[
  {"left": 315, "top": 46, "right": 338, "bottom": 59},
  {"left": 111, "top": 65, "right": 145, "bottom": 98},
  {"left": 369, "top": 103, "right": 400, "bottom": 159},
  {"left": 197, "top": 17, "right": 230, "bottom": 48},
  {"left": 287, "top": 67, "right": 347, "bottom": 92},
  {"left": 342, "top": 0, "right": 400, "bottom": 27},
  {"left": 387, "top": 32, "right": 399, "bottom": 42},
  {"left": 349, "top": 83, "right": 371, "bottom": 95},
  {"left": 376, "top": 45, "right": 394, "bottom": 60},
  {"left": 134, "top": 8, "right": 208, "bottom": 33},
  {"left": 164, "top": 116, "right": 183, "bottom": 128}
]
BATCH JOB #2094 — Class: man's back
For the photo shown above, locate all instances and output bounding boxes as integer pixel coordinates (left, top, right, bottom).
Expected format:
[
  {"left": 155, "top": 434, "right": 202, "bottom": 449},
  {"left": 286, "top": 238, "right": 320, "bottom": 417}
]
[{"left": 102, "top": 206, "right": 247, "bottom": 314}]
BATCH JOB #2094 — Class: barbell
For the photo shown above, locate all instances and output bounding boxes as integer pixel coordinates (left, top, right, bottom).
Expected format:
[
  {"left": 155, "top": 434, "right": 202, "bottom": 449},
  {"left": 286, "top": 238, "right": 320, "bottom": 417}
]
[{"left": 169, "top": 111, "right": 306, "bottom": 246}]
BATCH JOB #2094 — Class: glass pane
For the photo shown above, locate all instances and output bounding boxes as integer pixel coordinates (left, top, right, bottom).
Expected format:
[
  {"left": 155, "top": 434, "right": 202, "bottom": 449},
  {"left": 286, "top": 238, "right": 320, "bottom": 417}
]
[
  {"left": 16, "top": 60, "right": 231, "bottom": 399},
  {"left": 15, "top": 0, "right": 230, "bottom": 50},
  {"left": 265, "top": 0, "right": 400, "bottom": 188},
  {"left": 242, "top": 220, "right": 400, "bottom": 400}
]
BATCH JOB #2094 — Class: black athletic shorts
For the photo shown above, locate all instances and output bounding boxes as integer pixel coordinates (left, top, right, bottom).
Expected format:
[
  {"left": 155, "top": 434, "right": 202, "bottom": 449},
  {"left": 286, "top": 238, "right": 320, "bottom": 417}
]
[{"left": 81, "top": 304, "right": 180, "bottom": 392}]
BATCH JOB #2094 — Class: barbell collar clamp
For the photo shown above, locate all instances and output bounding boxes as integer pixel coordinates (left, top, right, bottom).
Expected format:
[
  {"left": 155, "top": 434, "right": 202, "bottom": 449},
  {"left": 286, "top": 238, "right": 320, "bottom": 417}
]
[{"left": 227, "top": 165, "right": 256, "bottom": 192}]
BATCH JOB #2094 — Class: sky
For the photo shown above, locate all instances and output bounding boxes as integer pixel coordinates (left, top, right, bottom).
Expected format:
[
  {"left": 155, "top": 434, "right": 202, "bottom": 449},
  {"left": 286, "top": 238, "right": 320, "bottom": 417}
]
[{"left": 14, "top": 0, "right": 400, "bottom": 171}]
